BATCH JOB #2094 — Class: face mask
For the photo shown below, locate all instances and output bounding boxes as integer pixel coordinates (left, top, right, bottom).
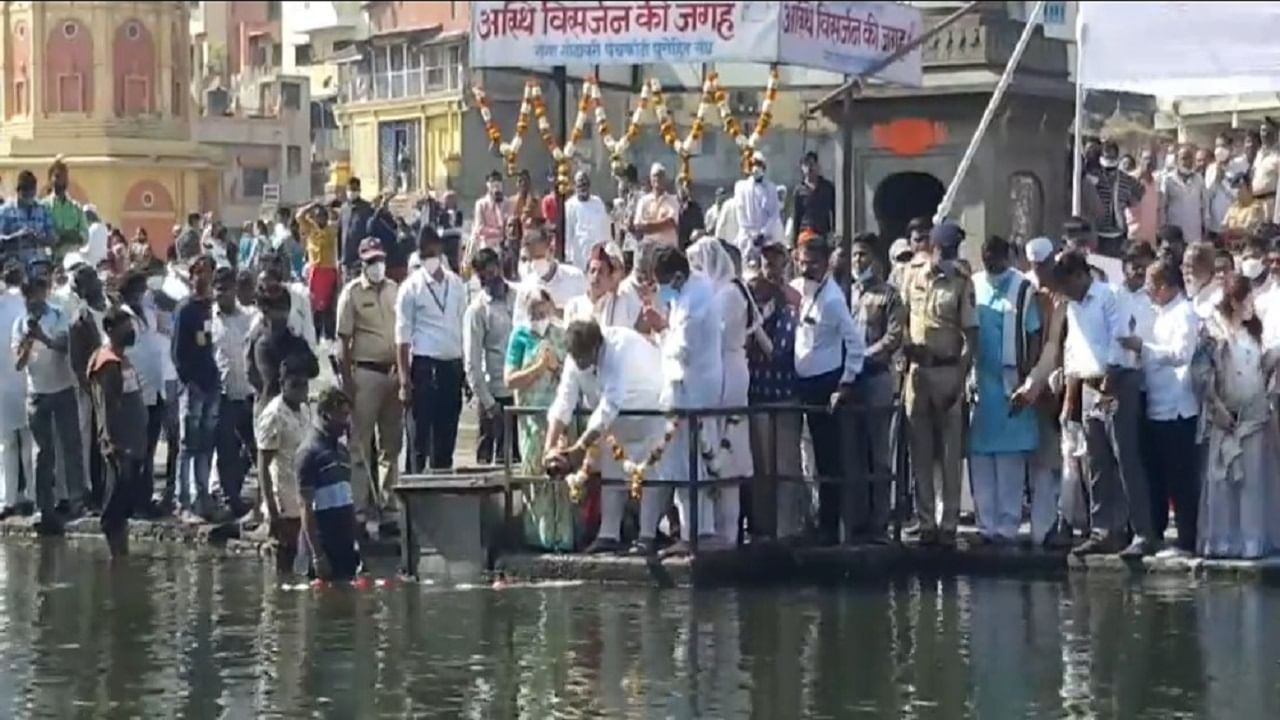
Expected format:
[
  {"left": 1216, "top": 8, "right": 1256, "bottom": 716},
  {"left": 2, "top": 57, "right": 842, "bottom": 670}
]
[
  {"left": 531, "top": 318, "right": 550, "bottom": 336},
  {"left": 856, "top": 267, "right": 874, "bottom": 283},
  {"left": 657, "top": 283, "right": 679, "bottom": 307},
  {"left": 576, "top": 187, "right": 589, "bottom": 200},
  {"left": 1099, "top": 157, "right": 1118, "bottom": 170},
  {"left": 529, "top": 258, "right": 552, "bottom": 277},
  {"left": 489, "top": 183, "right": 503, "bottom": 196},
  {"left": 120, "top": 329, "right": 137, "bottom": 348},
  {"left": 1215, "top": 147, "right": 1231, "bottom": 163},
  {"left": 752, "top": 167, "right": 765, "bottom": 181},
  {"left": 146, "top": 275, "right": 163, "bottom": 292},
  {"left": 422, "top": 257, "right": 442, "bottom": 275},
  {"left": 365, "top": 261, "right": 386, "bottom": 283}
]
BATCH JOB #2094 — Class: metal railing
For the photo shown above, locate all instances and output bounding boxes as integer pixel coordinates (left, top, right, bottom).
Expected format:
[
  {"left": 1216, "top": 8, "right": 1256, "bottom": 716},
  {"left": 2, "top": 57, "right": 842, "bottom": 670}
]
[{"left": 456, "top": 402, "right": 910, "bottom": 555}]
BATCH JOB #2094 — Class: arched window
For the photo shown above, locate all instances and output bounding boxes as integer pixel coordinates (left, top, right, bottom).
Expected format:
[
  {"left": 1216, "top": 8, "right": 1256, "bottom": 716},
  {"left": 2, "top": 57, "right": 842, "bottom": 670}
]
[
  {"left": 46, "top": 19, "right": 94, "bottom": 113},
  {"left": 113, "top": 20, "right": 156, "bottom": 116}
]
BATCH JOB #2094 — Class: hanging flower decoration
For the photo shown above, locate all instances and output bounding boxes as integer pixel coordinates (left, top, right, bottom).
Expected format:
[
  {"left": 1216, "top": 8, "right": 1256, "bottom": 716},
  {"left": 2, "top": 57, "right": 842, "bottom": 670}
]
[
  {"left": 597, "top": 78, "right": 650, "bottom": 175},
  {"left": 746, "top": 65, "right": 781, "bottom": 151},
  {"left": 472, "top": 80, "right": 537, "bottom": 177},
  {"left": 560, "top": 418, "right": 680, "bottom": 502},
  {"left": 529, "top": 84, "right": 573, "bottom": 195},
  {"left": 650, "top": 76, "right": 712, "bottom": 185}
]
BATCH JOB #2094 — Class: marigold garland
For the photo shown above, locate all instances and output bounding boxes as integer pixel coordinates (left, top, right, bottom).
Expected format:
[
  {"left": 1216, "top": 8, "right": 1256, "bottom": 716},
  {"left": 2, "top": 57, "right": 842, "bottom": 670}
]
[
  {"left": 562, "top": 418, "right": 681, "bottom": 501},
  {"left": 471, "top": 81, "right": 536, "bottom": 177},
  {"left": 530, "top": 84, "right": 574, "bottom": 195}
]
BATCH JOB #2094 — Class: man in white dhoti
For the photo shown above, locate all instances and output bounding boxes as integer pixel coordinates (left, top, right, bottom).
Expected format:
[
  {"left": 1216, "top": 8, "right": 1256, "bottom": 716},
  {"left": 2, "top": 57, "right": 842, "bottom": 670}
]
[
  {"left": 544, "top": 320, "right": 668, "bottom": 556},
  {"left": 649, "top": 246, "right": 724, "bottom": 555}
]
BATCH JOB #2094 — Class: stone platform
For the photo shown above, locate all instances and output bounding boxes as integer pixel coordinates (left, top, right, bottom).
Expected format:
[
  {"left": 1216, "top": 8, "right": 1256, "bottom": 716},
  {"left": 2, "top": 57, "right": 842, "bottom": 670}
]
[{"left": 5, "top": 514, "right": 1279, "bottom": 587}]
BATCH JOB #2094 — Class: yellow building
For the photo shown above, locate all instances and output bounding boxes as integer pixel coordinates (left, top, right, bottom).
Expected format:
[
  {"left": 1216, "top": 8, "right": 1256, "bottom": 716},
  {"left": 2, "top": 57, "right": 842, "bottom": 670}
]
[
  {"left": 0, "top": 0, "right": 218, "bottom": 256},
  {"left": 332, "top": 2, "right": 468, "bottom": 199}
]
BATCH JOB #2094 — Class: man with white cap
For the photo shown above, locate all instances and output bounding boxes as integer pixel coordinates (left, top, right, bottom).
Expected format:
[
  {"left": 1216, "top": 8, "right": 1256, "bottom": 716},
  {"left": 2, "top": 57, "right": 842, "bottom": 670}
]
[
  {"left": 81, "top": 205, "right": 108, "bottom": 268},
  {"left": 632, "top": 162, "right": 679, "bottom": 247},
  {"left": 1010, "top": 235, "right": 1077, "bottom": 545},
  {"left": 732, "top": 152, "right": 781, "bottom": 259},
  {"left": 887, "top": 238, "right": 914, "bottom": 290},
  {"left": 564, "top": 170, "right": 611, "bottom": 270}
]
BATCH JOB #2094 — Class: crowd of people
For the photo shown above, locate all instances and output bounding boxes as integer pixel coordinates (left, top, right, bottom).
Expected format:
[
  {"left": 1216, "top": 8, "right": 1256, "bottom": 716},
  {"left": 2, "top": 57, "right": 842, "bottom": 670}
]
[{"left": 5, "top": 120, "right": 1280, "bottom": 579}]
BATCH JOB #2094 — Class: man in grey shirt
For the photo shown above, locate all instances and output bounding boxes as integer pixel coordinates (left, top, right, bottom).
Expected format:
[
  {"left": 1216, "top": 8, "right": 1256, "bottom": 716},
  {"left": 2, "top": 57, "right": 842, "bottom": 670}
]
[{"left": 464, "top": 248, "right": 517, "bottom": 464}]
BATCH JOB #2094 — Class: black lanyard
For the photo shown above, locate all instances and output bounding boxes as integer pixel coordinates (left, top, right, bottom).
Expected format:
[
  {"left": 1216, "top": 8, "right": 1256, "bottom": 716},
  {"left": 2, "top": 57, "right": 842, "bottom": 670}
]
[
  {"left": 425, "top": 275, "right": 448, "bottom": 314},
  {"left": 801, "top": 279, "right": 827, "bottom": 325}
]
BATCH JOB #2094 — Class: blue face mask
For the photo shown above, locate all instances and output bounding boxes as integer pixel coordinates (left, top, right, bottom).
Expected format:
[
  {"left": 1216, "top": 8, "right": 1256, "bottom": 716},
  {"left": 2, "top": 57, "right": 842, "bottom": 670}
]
[{"left": 657, "top": 283, "right": 680, "bottom": 307}]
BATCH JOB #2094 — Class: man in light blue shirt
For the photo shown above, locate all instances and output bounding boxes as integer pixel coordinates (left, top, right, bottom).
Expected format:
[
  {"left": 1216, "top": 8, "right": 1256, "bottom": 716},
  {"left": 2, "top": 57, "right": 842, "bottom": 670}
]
[{"left": 969, "top": 236, "right": 1041, "bottom": 544}]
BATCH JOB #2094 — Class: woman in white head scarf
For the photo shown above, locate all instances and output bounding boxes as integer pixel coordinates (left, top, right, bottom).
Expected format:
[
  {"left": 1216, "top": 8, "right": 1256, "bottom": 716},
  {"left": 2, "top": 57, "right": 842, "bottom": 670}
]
[{"left": 685, "top": 236, "right": 761, "bottom": 546}]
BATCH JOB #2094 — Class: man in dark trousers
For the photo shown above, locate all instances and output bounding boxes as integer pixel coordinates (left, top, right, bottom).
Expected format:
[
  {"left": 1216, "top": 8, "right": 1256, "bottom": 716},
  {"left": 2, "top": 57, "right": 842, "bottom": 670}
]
[{"left": 89, "top": 307, "right": 148, "bottom": 557}]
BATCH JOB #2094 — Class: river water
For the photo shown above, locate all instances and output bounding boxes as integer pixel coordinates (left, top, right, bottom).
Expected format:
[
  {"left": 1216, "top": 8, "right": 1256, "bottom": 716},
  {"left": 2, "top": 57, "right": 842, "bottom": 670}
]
[{"left": 0, "top": 543, "right": 1277, "bottom": 719}]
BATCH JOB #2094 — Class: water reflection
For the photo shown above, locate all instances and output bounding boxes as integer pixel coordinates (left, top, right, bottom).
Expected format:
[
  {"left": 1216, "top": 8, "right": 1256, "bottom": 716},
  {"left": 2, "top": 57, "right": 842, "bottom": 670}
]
[{"left": 1, "top": 543, "right": 1278, "bottom": 719}]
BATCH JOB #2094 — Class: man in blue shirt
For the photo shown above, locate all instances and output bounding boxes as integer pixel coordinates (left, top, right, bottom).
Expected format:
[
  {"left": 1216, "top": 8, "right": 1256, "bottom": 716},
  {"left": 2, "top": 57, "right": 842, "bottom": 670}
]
[
  {"left": 171, "top": 255, "right": 221, "bottom": 521},
  {"left": 0, "top": 170, "right": 56, "bottom": 270},
  {"left": 298, "top": 387, "right": 360, "bottom": 580}
]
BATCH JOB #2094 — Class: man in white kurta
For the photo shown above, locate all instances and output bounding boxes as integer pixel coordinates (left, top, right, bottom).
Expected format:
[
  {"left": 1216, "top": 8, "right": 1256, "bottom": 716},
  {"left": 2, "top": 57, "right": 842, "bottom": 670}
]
[
  {"left": 732, "top": 153, "right": 781, "bottom": 260},
  {"left": 545, "top": 322, "right": 667, "bottom": 555},
  {"left": 648, "top": 247, "right": 724, "bottom": 554}
]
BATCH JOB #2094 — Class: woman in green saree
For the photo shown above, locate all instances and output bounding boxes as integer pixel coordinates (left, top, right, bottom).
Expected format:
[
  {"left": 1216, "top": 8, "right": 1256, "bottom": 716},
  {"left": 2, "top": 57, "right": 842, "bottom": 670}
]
[{"left": 504, "top": 289, "right": 576, "bottom": 551}]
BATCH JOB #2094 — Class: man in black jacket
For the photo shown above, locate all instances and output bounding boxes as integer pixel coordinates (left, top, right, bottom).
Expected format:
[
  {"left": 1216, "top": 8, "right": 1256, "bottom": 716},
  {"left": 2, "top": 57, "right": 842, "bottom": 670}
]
[
  {"left": 339, "top": 176, "right": 374, "bottom": 280},
  {"left": 792, "top": 151, "right": 836, "bottom": 244}
]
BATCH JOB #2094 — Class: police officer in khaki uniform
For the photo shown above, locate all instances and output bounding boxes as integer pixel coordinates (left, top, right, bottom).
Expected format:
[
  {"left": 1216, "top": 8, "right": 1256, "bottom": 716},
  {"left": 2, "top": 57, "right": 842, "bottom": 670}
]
[
  {"left": 901, "top": 222, "right": 977, "bottom": 546},
  {"left": 335, "top": 237, "right": 403, "bottom": 531},
  {"left": 847, "top": 236, "right": 905, "bottom": 542}
]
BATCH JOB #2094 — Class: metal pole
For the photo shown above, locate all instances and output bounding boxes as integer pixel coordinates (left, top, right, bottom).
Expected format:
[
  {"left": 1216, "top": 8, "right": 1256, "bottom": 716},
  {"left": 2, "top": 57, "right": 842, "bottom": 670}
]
[
  {"left": 1071, "top": 20, "right": 1085, "bottom": 216},
  {"left": 934, "top": 0, "right": 1046, "bottom": 223},
  {"left": 502, "top": 406, "right": 514, "bottom": 547},
  {"left": 688, "top": 416, "right": 700, "bottom": 554},
  {"left": 554, "top": 65, "right": 569, "bottom": 262}
]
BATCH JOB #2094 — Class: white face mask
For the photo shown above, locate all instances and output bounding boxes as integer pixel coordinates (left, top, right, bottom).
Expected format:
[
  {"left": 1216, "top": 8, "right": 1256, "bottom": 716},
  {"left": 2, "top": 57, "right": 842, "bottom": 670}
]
[
  {"left": 752, "top": 167, "right": 765, "bottom": 181},
  {"left": 1099, "top": 157, "right": 1118, "bottom": 170},
  {"left": 531, "top": 318, "right": 550, "bottom": 336},
  {"left": 856, "top": 266, "right": 874, "bottom": 283},
  {"left": 365, "top": 261, "right": 386, "bottom": 283},
  {"left": 422, "top": 256, "right": 442, "bottom": 275},
  {"left": 146, "top": 275, "right": 163, "bottom": 292},
  {"left": 529, "top": 258, "right": 552, "bottom": 277}
]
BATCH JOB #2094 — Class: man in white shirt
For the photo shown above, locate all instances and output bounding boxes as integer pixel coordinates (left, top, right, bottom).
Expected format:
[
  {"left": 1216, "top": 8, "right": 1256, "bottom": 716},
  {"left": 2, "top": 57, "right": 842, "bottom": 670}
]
[
  {"left": 211, "top": 267, "right": 255, "bottom": 517},
  {"left": 563, "top": 171, "right": 611, "bottom": 271},
  {"left": 1054, "top": 250, "right": 1145, "bottom": 557},
  {"left": 563, "top": 242, "right": 643, "bottom": 330},
  {"left": 792, "top": 235, "right": 866, "bottom": 546},
  {"left": 11, "top": 275, "right": 84, "bottom": 532},
  {"left": 563, "top": 167, "right": 611, "bottom": 269},
  {"left": 704, "top": 187, "right": 728, "bottom": 231},
  {"left": 544, "top": 321, "right": 668, "bottom": 555},
  {"left": 632, "top": 163, "right": 679, "bottom": 247},
  {"left": 0, "top": 266, "right": 33, "bottom": 517},
  {"left": 516, "top": 224, "right": 587, "bottom": 320},
  {"left": 645, "top": 246, "right": 724, "bottom": 555},
  {"left": 1158, "top": 145, "right": 1208, "bottom": 244},
  {"left": 1131, "top": 260, "right": 1201, "bottom": 556},
  {"left": 82, "top": 205, "right": 109, "bottom": 268},
  {"left": 1181, "top": 240, "right": 1222, "bottom": 319},
  {"left": 733, "top": 152, "right": 781, "bottom": 259},
  {"left": 395, "top": 226, "right": 467, "bottom": 471}
]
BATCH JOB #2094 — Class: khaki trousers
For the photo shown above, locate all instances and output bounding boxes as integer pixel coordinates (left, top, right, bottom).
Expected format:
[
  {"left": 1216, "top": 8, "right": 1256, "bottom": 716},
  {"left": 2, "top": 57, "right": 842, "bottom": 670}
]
[
  {"left": 350, "top": 367, "right": 403, "bottom": 517},
  {"left": 906, "top": 365, "right": 965, "bottom": 533}
]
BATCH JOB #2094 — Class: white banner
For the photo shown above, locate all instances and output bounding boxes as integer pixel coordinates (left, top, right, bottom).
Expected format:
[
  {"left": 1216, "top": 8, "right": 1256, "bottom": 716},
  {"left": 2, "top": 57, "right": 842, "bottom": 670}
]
[
  {"left": 470, "top": 1, "right": 923, "bottom": 86},
  {"left": 775, "top": 1, "right": 921, "bottom": 87},
  {"left": 1078, "top": 2, "right": 1280, "bottom": 95}
]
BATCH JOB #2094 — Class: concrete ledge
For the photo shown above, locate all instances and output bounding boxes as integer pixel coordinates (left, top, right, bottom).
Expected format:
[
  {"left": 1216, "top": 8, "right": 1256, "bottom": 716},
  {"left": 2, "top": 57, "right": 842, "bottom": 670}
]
[{"left": 497, "top": 541, "right": 1280, "bottom": 588}]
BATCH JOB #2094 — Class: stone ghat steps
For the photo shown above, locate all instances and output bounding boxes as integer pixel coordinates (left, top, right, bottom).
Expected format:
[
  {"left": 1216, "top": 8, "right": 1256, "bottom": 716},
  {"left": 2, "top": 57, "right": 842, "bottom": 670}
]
[{"left": 3, "top": 514, "right": 1278, "bottom": 588}]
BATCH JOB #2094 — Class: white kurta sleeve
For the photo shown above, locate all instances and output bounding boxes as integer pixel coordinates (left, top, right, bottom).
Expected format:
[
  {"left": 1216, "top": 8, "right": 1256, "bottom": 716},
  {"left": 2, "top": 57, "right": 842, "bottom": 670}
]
[{"left": 547, "top": 358, "right": 584, "bottom": 427}]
